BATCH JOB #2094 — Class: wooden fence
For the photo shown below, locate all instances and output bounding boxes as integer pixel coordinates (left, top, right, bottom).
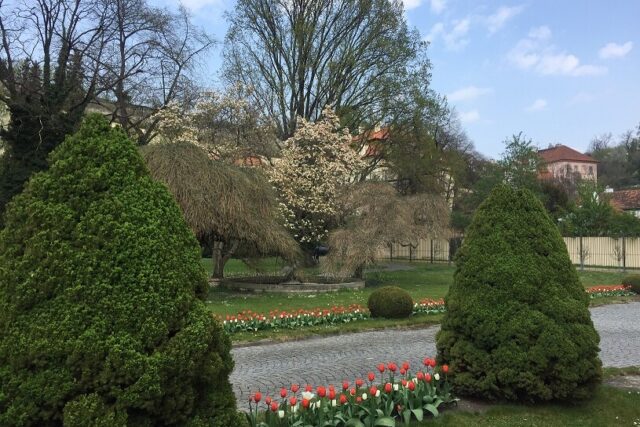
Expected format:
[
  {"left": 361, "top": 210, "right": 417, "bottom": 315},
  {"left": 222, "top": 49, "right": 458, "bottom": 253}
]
[{"left": 376, "top": 236, "right": 640, "bottom": 270}]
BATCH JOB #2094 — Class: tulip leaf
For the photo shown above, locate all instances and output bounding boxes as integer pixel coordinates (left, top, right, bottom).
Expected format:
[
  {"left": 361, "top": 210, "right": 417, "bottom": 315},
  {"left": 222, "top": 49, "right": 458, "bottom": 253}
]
[
  {"left": 345, "top": 418, "right": 365, "bottom": 427},
  {"left": 374, "top": 416, "right": 396, "bottom": 427},
  {"left": 402, "top": 409, "right": 411, "bottom": 425},
  {"left": 411, "top": 408, "right": 424, "bottom": 421},
  {"left": 424, "top": 403, "right": 439, "bottom": 417}
]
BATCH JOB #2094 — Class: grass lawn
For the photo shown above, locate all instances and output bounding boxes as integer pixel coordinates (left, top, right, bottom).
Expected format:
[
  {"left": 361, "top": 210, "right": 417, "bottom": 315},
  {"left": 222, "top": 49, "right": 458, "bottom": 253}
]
[
  {"left": 424, "top": 385, "right": 640, "bottom": 426},
  {"left": 203, "top": 258, "right": 637, "bottom": 342}
]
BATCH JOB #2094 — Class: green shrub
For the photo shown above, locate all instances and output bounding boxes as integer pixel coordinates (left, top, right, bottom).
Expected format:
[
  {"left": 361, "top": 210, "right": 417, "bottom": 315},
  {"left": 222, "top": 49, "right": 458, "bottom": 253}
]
[
  {"left": 436, "top": 185, "right": 602, "bottom": 402},
  {"left": 622, "top": 274, "right": 640, "bottom": 293},
  {"left": 0, "top": 115, "right": 242, "bottom": 426},
  {"left": 368, "top": 286, "right": 413, "bottom": 318}
]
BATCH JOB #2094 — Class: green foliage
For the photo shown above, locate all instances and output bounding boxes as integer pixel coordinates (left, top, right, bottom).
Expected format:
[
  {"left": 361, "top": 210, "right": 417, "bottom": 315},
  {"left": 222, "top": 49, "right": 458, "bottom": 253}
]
[
  {"left": 368, "top": 286, "right": 414, "bottom": 319},
  {"left": 0, "top": 115, "right": 241, "bottom": 426},
  {"left": 621, "top": 274, "right": 640, "bottom": 293},
  {"left": 559, "top": 182, "right": 640, "bottom": 236},
  {"left": 437, "top": 185, "right": 602, "bottom": 402}
]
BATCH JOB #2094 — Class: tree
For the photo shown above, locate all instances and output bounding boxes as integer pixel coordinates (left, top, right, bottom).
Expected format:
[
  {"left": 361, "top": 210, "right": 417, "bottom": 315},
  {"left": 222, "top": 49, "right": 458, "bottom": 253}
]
[
  {"left": 100, "top": 0, "right": 214, "bottom": 144},
  {"left": 141, "top": 141, "right": 299, "bottom": 279},
  {"left": 437, "top": 185, "right": 602, "bottom": 402},
  {"left": 324, "top": 182, "right": 450, "bottom": 278},
  {"left": 268, "top": 107, "right": 364, "bottom": 248},
  {"left": 559, "top": 182, "right": 640, "bottom": 237},
  {"left": 0, "top": 0, "right": 110, "bottom": 218},
  {"left": 150, "top": 88, "right": 279, "bottom": 162},
  {"left": 588, "top": 123, "right": 640, "bottom": 189},
  {"left": 499, "top": 132, "right": 543, "bottom": 192},
  {"left": 0, "top": 115, "right": 242, "bottom": 425},
  {"left": 223, "top": 0, "right": 430, "bottom": 139}
]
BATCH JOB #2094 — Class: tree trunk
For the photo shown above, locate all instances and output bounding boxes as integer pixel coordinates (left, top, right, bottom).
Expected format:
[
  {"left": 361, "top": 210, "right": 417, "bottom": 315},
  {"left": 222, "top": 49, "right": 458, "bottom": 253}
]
[{"left": 211, "top": 239, "right": 240, "bottom": 279}]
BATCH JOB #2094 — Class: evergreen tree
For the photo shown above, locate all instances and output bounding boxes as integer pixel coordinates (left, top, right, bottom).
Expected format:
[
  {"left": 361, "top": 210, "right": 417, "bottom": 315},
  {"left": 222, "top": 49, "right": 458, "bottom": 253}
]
[
  {"left": 0, "top": 115, "right": 242, "bottom": 426},
  {"left": 437, "top": 185, "right": 601, "bottom": 402}
]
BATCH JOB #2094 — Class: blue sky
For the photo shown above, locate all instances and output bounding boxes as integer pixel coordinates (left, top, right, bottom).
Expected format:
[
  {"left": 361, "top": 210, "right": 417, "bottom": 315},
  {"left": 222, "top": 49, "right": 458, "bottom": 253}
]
[{"left": 154, "top": 0, "right": 640, "bottom": 159}]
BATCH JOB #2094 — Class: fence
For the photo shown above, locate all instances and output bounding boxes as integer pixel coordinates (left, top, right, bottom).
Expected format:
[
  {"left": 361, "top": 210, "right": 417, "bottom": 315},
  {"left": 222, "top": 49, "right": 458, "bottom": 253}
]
[
  {"left": 376, "top": 238, "right": 456, "bottom": 263},
  {"left": 376, "top": 236, "right": 640, "bottom": 270},
  {"left": 563, "top": 237, "right": 640, "bottom": 269}
]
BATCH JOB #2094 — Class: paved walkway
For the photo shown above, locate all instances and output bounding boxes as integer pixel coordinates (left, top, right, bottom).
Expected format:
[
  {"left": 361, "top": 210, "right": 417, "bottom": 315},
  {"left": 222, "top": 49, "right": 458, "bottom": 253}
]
[{"left": 230, "top": 302, "right": 640, "bottom": 408}]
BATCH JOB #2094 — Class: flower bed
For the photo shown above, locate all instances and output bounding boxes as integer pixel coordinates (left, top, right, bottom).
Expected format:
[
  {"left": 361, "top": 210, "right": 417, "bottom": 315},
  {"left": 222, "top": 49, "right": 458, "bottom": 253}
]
[
  {"left": 219, "top": 305, "right": 369, "bottom": 334},
  {"left": 586, "top": 285, "right": 636, "bottom": 299},
  {"left": 218, "top": 299, "right": 446, "bottom": 334},
  {"left": 246, "top": 358, "right": 456, "bottom": 427}
]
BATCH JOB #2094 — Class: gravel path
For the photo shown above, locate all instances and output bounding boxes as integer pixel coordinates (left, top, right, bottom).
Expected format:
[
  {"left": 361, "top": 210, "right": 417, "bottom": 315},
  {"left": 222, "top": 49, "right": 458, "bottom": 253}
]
[{"left": 230, "top": 302, "right": 640, "bottom": 408}]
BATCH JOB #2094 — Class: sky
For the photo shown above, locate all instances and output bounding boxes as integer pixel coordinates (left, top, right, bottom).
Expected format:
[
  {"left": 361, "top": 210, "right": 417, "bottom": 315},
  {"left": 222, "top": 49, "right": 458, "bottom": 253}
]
[{"left": 153, "top": 0, "right": 640, "bottom": 160}]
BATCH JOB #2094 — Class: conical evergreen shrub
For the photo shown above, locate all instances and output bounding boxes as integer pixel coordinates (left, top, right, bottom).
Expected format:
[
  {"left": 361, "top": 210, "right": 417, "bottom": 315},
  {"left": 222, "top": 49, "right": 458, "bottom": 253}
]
[
  {"left": 0, "top": 115, "right": 243, "bottom": 426},
  {"left": 436, "top": 185, "right": 601, "bottom": 402}
]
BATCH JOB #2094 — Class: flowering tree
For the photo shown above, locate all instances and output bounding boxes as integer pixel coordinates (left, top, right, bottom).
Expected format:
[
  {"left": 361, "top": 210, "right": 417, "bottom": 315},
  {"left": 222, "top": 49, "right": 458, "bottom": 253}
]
[
  {"left": 268, "top": 107, "right": 364, "bottom": 247},
  {"left": 150, "top": 86, "right": 277, "bottom": 162}
]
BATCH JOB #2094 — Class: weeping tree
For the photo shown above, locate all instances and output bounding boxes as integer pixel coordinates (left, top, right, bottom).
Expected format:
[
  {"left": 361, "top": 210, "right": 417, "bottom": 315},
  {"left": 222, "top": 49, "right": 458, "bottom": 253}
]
[
  {"left": 141, "top": 142, "right": 299, "bottom": 279},
  {"left": 323, "top": 182, "right": 450, "bottom": 278}
]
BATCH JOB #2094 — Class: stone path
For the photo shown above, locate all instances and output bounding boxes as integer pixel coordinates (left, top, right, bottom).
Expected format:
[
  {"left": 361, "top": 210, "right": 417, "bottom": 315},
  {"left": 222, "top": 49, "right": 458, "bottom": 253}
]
[{"left": 230, "top": 302, "right": 640, "bottom": 409}]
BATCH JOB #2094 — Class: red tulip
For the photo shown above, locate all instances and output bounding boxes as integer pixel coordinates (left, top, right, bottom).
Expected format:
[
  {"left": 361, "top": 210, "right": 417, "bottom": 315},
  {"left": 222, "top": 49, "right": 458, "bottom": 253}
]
[
  {"left": 342, "top": 381, "right": 349, "bottom": 390},
  {"left": 425, "top": 373, "right": 432, "bottom": 383},
  {"left": 329, "top": 388, "right": 336, "bottom": 400},
  {"left": 402, "top": 361, "right": 410, "bottom": 371},
  {"left": 356, "top": 397, "right": 362, "bottom": 404},
  {"left": 384, "top": 383, "right": 392, "bottom": 393},
  {"left": 368, "top": 372, "right": 375, "bottom": 382},
  {"left": 442, "top": 364, "right": 449, "bottom": 374},
  {"left": 302, "top": 398, "right": 310, "bottom": 409},
  {"left": 355, "top": 378, "right": 364, "bottom": 387},
  {"left": 317, "top": 386, "right": 326, "bottom": 398},
  {"left": 400, "top": 368, "right": 406, "bottom": 375},
  {"left": 401, "top": 379, "right": 407, "bottom": 387},
  {"left": 349, "top": 387, "right": 356, "bottom": 396},
  {"left": 339, "top": 394, "right": 347, "bottom": 405},
  {"left": 417, "top": 372, "right": 424, "bottom": 381},
  {"left": 291, "top": 384, "right": 299, "bottom": 393},
  {"left": 254, "top": 392, "right": 262, "bottom": 403},
  {"left": 305, "top": 384, "right": 313, "bottom": 392},
  {"left": 280, "top": 388, "right": 287, "bottom": 398},
  {"left": 408, "top": 381, "right": 415, "bottom": 391},
  {"left": 290, "top": 397, "right": 297, "bottom": 406},
  {"left": 369, "top": 386, "right": 377, "bottom": 396},
  {"left": 423, "top": 357, "right": 430, "bottom": 366},
  {"left": 388, "top": 362, "right": 397, "bottom": 372},
  {"left": 265, "top": 397, "right": 272, "bottom": 405},
  {"left": 377, "top": 363, "right": 385, "bottom": 373},
  {"left": 428, "top": 358, "right": 436, "bottom": 368},
  {"left": 270, "top": 402, "right": 278, "bottom": 412}
]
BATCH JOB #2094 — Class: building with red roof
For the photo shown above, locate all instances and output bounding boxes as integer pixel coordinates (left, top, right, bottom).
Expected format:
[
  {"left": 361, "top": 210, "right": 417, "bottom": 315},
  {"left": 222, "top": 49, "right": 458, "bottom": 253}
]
[
  {"left": 608, "top": 188, "right": 640, "bottom": 218},
  {"left": 538, "top": 144, "right": 598, "bottom": 182}
]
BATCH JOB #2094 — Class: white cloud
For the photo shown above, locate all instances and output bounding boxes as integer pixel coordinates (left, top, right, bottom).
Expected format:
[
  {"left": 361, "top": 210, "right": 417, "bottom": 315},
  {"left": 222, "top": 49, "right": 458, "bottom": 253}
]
[
  {"left": 403, "top": 0, "right": 423, "bottom": 10},
  {"left": 459, "top": 110, "right": 480, "bottom": 123},
  {"left": 568, "top": 91, "right": 595, "bottom": 105},
  {"left": 430, "top": 0, "right": 446, "bottom": 14},
  {"left": 528, "top": 25, "right": 552, "bottom": 41},
  {"left": 425, "top": 22, "right": 444, "bottom": 42},
  {"left": 447, "top": 86, "right": 493, "bottom": 102},
  {"left": 599, "top": 41, "right": 633, "bottom": 59},
  {"left": 443, "top": 18, "right": 471, "bottom": 51},
  {"left": 486, "top": 5, "right": 524, "bottom": 34},
  {"left": 526, "top": 98, "right": 547, "bottom": 112},
  {"left": 508, "top": 26, "right": 607, "bottom": 77}
]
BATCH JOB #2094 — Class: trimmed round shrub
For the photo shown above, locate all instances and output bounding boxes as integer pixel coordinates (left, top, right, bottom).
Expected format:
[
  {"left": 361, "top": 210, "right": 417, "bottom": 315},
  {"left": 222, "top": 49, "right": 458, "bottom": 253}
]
[
  {"left": 0, "top": 115, "right": 243, "bottom": 426},
  {"left": 368, "top": 286, "right": 413, "bottom": 318},
  {"left": 622, "top": 275, "right": 640, "bottom": 293},
  {"left": 436, "top": 185, "right": 602, "bottom": 402}
]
